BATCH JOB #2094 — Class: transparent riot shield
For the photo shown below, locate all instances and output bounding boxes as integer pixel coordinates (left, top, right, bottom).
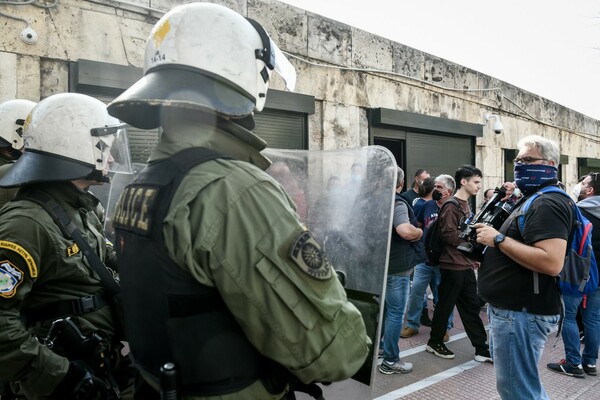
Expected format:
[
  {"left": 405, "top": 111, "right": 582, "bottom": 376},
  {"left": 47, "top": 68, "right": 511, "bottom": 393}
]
[
  {"left": 91, "top": 162, "right": 146, "bottom": 243},
  {"left": 263, "top": 145, "right": 396, "bottom": 400},
  {"left": 97, "top": 147, "right": 396, "bottom": 399}
]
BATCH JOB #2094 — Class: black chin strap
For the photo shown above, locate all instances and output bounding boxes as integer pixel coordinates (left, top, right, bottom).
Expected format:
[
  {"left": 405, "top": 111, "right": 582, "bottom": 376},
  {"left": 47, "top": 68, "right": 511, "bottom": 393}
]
[
  {"left": 0, "top": 147, "right": 21, "bottom": 161},
  {"left": 86, "top": 169, "right": 111, "bottom": 184}
]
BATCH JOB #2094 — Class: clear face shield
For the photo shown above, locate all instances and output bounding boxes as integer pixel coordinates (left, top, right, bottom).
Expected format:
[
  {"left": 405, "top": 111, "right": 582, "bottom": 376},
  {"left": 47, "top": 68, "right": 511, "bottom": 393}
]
[{"left": 90, "top": 125, "right": 133, "bottom": 175}]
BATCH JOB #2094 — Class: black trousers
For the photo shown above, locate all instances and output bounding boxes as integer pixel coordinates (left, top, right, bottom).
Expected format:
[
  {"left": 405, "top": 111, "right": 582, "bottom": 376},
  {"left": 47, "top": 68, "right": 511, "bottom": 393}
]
[{"left": 429, "top": 268, "right": 488, "bottom": 352}]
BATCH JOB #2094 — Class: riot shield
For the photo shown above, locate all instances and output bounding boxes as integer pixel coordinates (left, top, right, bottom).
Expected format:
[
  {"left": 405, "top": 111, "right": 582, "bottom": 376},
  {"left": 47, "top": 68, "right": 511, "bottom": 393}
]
[
  {"left": 263, "top": 145, "right": 396, "bottom": 400},
  {"left": 91, "top": 162, "right": 146, "bottom": 243},
  {"left": 98, "top": 147, "right": 396, "bottom": 399}
]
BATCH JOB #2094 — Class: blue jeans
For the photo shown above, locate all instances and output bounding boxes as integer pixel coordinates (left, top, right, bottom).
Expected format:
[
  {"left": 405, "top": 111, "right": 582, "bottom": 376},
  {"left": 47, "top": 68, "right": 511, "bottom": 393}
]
[
  {"left": 405, "top": 263, "right": 454, "bottom": 330},
  {"left": 489, "top": 306, "right": 559, "bottom": 400},
  {"left": 562, "top": 289, "right": 600, "bottom": 366},
  {"left": 382, "top": 273, "right": 411, "bottom": 363}
]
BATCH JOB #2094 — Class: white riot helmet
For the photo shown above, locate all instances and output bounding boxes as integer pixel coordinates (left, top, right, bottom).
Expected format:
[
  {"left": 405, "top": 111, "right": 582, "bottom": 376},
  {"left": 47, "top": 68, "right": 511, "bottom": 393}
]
[
  {"left": 0, "top": 99, "right": 36, "bottom": 160},
  {"left": 107, "top": 3, "right": 296, "bottom": 130},
  {"left": 0, "top": 93, "right": 132, "bottom": 188}
]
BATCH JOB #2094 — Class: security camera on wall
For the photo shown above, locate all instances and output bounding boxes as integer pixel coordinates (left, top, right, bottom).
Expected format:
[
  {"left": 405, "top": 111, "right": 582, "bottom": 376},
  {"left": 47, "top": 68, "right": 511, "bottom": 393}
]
[{"left": 484, "top": 113, "right": 504, "bottom": 134}]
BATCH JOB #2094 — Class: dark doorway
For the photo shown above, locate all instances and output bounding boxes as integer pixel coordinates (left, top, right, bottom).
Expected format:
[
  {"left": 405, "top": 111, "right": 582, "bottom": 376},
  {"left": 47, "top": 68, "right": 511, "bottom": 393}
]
[{"left": 375, "top": 137, "right": 405, "bottom": 185}]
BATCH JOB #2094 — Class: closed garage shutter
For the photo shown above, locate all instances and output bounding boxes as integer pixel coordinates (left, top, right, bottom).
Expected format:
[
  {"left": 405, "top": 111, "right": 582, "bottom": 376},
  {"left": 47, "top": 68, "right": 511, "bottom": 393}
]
[
  {"left": 254, "top": 109, "right": 307, "bottom": 150},
  {"left": 406, "top": 132, "right": 474, "bottom": 178}
]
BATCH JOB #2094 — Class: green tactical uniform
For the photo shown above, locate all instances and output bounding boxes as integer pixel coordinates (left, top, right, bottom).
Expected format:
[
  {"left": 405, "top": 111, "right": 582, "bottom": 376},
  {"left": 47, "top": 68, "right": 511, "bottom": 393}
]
[
  {"left": 122, "top": 121, "right": 370, "bottom": 399},
  {"left": 0, "top": 182, "right": 117, "bottom": 399},
  {"left": 0, "top": 160, "right": 18, "bottom": 210}
]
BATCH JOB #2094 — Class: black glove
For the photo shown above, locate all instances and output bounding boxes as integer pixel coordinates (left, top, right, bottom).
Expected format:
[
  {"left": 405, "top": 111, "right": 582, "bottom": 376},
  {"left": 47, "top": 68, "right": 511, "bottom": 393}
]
[{"left": 51, "top": 360, "right": 103, "bottom": 400}]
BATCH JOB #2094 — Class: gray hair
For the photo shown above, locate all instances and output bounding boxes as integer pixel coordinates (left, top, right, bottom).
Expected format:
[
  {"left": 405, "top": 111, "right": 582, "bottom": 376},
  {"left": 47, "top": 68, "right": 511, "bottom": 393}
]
[
  {"left": 396, "top": 166, "right": 405, "bottom": 189},
  {"left": 517, "top": 135, "right": 560, "bottom": 164},
  {"left": 435, "top": 174, "right": 456, "bottom": 194}
]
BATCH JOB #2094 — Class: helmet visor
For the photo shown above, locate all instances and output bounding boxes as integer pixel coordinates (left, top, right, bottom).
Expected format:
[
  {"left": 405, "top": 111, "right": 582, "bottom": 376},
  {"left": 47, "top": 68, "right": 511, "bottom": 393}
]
[{"left": 90, "top": 125, "right": 133, "bottom": 174}]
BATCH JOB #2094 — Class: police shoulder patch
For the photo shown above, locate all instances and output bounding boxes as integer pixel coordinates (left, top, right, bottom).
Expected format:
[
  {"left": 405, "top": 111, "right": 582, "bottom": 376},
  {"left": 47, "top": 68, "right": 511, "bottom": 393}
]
[
  {"left": 0, "top": 260, "right": 24, "bottom": 298},
  {"left": 289, "top": 231, "right": 332, "bottom": 280},
  {"left": 0, "top": 240, "right": 37, "bottom": 278}
]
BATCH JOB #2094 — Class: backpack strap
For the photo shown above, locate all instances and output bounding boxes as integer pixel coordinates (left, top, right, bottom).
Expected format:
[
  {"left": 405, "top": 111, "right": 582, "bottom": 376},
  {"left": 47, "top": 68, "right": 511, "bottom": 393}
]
[
  {"left": 516, "top": 186, "right": 575, "bottom": 294},
  {"left": 440, "top": 197, "right": 460, "bottom": 213}
]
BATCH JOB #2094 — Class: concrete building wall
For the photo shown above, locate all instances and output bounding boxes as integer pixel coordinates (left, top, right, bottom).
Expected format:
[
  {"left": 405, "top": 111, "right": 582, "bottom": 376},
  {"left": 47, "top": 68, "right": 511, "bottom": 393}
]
[{"left": 1, "top": 0, "right": 599, "bottom": 198}]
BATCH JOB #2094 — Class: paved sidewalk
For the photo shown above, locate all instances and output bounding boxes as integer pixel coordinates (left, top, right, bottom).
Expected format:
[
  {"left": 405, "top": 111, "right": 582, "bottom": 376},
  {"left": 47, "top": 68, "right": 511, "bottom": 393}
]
[
  {"left": 372, "top": 306, "right": 600, "bottom": 399},
  {"left": 296, "top": 303, "right": 600, "bottom": 399}
]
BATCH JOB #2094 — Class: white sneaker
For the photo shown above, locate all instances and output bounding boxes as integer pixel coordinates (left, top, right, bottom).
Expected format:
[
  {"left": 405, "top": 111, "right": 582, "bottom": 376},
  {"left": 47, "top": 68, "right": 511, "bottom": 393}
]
[{"left": 474, "top": 349, "right": 493, "bottom": 363}]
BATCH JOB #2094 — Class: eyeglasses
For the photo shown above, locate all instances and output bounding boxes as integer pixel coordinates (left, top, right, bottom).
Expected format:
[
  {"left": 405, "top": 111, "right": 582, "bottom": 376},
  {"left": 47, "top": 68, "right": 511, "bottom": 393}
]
[{"left": 513, "top": 156, "right": 548, "bottom": 165}]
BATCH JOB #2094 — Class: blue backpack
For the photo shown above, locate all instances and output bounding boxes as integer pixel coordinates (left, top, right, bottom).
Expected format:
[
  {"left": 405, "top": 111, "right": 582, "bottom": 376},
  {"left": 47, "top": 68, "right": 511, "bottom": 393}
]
[{"left": 518, "top": 186, "right": 599, "bottom": 297}]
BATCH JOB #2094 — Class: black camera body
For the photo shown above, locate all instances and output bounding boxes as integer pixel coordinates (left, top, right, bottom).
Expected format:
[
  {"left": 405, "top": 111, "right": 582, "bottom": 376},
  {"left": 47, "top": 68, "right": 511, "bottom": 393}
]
[{"left": 457, "top": 186, "right": 517, "bottom": 261}]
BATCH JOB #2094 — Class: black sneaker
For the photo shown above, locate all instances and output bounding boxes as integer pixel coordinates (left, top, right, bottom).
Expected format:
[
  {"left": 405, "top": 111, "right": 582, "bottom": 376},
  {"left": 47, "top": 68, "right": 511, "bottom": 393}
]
[
  {"left": 420, "top": 308, "right": 432, "bottom": 327},
  {"left": 474, "top": 349, "right": 493, "bottom": 363},
  {"left": 583, "top": 364, "right": 597, "bottom": 376},
  {"left": 547, "top": 360, "right": 585, "bottom": 378},
  {"left": 426, "top": 341, "right": 455, "bottom": 359}
]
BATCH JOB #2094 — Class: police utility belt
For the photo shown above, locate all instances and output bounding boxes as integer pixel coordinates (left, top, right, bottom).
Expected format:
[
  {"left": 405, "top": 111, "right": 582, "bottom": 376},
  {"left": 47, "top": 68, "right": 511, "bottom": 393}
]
[{"left": 17, "top": 190, "right": 120, "bottom": 326}]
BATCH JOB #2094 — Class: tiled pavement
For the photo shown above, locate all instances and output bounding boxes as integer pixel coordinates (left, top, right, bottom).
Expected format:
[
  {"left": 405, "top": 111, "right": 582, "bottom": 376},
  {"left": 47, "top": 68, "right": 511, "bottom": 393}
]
[
  {"left": 299, "top": 302, "right": 600, "bottom": 399},
  {"left": 373, "top": 305, "right": 600, "bottom": 399}
]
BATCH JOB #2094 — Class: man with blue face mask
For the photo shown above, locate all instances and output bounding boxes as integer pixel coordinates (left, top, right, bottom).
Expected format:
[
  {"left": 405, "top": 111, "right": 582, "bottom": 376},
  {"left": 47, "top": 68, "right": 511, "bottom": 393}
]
[{"left": 474, "top": 135, "right": 574, "bottom": 400}]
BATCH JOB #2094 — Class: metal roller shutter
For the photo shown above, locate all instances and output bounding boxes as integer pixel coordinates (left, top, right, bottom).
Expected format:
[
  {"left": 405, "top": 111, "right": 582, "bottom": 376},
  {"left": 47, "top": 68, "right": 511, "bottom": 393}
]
[
  {"left": 254, "top": 109, "right": 307, "bottom": 150},
  {"left": 406, "top": 132, "right": 474, "bottom": 178}
]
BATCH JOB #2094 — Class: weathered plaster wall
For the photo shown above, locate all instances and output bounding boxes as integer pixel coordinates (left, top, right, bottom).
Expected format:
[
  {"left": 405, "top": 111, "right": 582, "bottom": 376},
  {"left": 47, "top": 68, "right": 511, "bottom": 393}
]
[{"left": 1, "top": 0, "right": 599, "bottom": 197}]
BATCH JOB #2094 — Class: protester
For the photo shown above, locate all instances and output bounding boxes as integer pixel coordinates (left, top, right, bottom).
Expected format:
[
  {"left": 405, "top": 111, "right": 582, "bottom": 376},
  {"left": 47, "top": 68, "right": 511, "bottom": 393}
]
[
  {"left": 401, "top": 168, "right": 430, "bottom": 205},
  {"left": 426, "top": 165, "right": 491, "bottom": 363},
  {"left": 379, "top": 167, "right": 426, "bottom": 375},
  {"left": 476, "top": 135, "right": 572, "bottom": 399},
  {"left": 547, "top": 172, "right": 600, "bottom": 378},
  {"left": 402, "top": 174, "right": 455, "bottom": 340}
]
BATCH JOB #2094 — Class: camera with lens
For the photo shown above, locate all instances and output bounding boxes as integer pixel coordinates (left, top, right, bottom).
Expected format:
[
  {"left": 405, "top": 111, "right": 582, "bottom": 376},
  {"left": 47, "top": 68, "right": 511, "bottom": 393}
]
[{"left": 457, "top": 186, "right": 517, "bottom": 261}]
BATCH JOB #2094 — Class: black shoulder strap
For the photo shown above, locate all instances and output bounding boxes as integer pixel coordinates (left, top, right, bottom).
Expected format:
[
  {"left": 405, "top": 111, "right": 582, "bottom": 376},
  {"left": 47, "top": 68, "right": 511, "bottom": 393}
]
[
  {"left": 20, "top": 190, "right": 121, "bottom": 295},
  {"left": 439, "top": 197, "right": 460, "bottom": 214},
  {"left": 395, "top": 194, "right": 416, "bottom": 219}
]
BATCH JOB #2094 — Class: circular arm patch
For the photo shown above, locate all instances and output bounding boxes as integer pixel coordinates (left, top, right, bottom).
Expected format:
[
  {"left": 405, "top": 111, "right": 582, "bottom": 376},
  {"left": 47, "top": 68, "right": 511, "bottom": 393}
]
[{"left": 289, "top": 231, "right": 332, "bottom": 280}]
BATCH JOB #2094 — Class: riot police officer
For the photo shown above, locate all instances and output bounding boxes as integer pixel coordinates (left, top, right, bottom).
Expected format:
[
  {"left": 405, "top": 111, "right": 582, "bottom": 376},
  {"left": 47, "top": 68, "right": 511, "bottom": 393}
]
[
  {"left": 0, "top": 93, "right": 132, "bottom": 399},
  {"left": 0, "top": 99, "right": 36, "bottom": 208},
  {"left": 107, "top": 3, "right": 370, "bottom": 399}
]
